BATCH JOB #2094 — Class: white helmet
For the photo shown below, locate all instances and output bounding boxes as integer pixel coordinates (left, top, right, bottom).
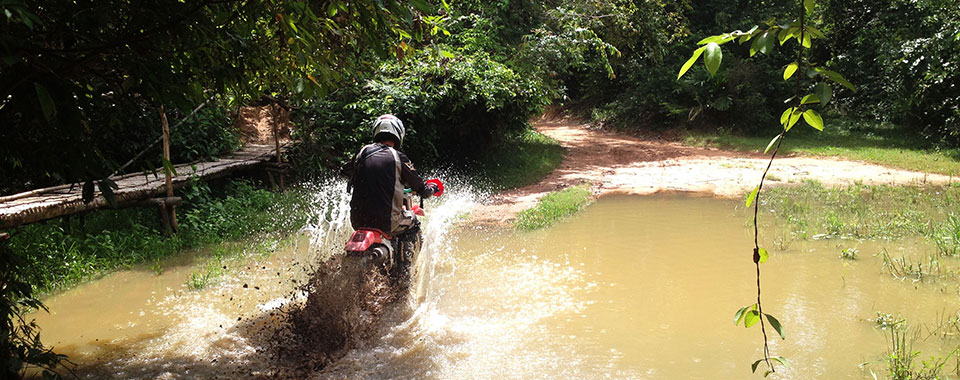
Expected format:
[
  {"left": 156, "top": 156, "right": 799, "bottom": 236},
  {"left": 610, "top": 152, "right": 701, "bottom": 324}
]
[{"left": 372, "top": 114, "right": 405, "bottom": 146}]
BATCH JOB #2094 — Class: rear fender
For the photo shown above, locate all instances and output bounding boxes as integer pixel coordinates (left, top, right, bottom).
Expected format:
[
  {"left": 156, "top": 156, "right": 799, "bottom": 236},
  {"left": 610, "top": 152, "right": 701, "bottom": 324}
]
[{"left": 345, "top": 229, "right": 393, "bottom": 255}]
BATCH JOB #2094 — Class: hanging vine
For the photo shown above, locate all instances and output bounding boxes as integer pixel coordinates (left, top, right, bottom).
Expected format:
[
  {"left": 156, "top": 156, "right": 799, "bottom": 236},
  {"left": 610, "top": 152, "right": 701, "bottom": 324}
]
[{"left": 677, "top": 0, "right": 856, "bottom": 375}]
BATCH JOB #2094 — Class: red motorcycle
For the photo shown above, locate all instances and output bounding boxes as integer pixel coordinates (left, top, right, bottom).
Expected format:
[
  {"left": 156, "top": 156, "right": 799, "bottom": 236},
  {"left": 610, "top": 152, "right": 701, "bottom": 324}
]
[{"left": 344, "top": 179, "right": 444, "bottom": 277}]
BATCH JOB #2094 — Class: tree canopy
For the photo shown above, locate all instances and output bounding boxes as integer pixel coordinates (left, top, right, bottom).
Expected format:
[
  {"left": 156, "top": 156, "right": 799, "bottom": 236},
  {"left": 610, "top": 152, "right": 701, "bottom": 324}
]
[
  {"left": 1, "top": 0, "right": 958, "bottom": 189},
  {"left": 0, "top": 0, "right": 436, "bottom": 192}
]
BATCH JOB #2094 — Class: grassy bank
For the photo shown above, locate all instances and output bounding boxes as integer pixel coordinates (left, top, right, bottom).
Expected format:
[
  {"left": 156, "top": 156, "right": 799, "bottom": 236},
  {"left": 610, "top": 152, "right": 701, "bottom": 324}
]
[
  {"left": 761, "top": 181, "right": 960, "bottom": 256},
  {"left": 5, "top": 179, "right": 312, "bottom": 295},
  {"left": 474, "top": 129, "right": 565, "bottom": 190},
  {"left": 516, "top": 185, "right": 593, "bottom": 230},
  {"left": 683, "top": 119, "right": 960, "bottom": 176}
]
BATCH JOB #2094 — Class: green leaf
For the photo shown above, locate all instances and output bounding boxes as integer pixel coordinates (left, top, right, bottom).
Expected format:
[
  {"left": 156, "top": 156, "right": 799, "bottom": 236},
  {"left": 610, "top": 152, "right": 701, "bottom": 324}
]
[
  {"left": 818, "top": 68, "right": 857, "bottom": 92},
  {"left": 780, "top": 107, "right": 794, "bottom": 127},
  {"left": 101, "top": 177, "right": 118, "bottom": 190},
  {"left": 787, "top": 108, "right": 802, "bottom": 131},
  {"left": 161, "top": 157, "right": 179, "bottom": 177},
  {"left": 801, "top": 94, "right": 820, "bottom": 104},
  {"left": 98, "top": 180, "right": 118, "bottom": 208},
  {"left": 806, "top": 26, "right": 826, "bottom": 39},
  {"left": 734, "top": 305, "right": 750, "bottom": 325},
  {"left": 771, "top": 356, "right": 791, "bottom": 368},
  {"left": 697, "top": 35, "right": 722, "bottom": 45},
  {"left": 758, "top": 248, "right": 769, "bottom": 263},
  {"left": 327, "top": 2, "right": 338, "bottom": 17},
  {"left": 803, "top": 109, "right": 824, "bottom": 131},
  {"left": 744, "top": 310, "right": 761, "bottom": 328},
  {"left": 814, "top": 82, "right": 833, "bottom": 105},
  {"left": 703, "top": 42, "right": 722, "bottom": 76},
  {"left": 409, "top": 0, "right": 433, "bottom": 12},
  {"left": 746, "top": 186, "right": 759, "bottom": 207},
  {"left": 677, "top": 46, "right": 705, "bottom": 80},
  {"left": 764, "top": 134, "right": 781, "bottom": 154},
  {"left": 802, "top": 33, "right": 812, "bottom": 48},
  {"left": 750, "top": 30, "right": 775, "bottom": 56},
  {"left": 34, "top": 83, "right": 56, "bottom": 121},
  {"left": 804, "top": 0, "right": 815, "bottom": 13},
  {"left": 783, "top": 62, "right": 798, "bottom": 80},
  {"left": 440, "top": 50, "right": 455, "bottom": 59},
  {"left": 778, "top": 26, "right": 798, "bottom": 45},
  {"left": 752, "top": 359, "right": 764, "bottom": 373},
  {"left": 766, "top": 313, "right": 786, "bottom": 339}
]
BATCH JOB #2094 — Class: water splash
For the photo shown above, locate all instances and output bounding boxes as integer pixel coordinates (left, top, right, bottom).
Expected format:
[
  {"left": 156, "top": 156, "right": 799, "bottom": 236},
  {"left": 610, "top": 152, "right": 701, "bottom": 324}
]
[{"left": 275, "top": 174, "right": 481, "bottom": 375}]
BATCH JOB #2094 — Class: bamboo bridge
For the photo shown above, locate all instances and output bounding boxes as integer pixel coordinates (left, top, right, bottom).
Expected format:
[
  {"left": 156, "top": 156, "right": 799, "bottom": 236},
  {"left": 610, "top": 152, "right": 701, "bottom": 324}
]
[{"left": 0, "top": 144, "right": 287, "bottom": 232}]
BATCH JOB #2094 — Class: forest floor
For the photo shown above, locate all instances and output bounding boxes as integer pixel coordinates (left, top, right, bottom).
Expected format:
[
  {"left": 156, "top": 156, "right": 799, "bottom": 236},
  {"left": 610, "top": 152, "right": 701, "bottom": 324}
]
[{"left": 470, "top": 117, "right": 958, "bottom": 226}]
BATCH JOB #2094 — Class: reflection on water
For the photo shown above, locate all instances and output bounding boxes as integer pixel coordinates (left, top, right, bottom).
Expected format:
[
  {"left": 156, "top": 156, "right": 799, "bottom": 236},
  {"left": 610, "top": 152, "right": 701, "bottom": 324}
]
[{"left": 31, "top": 192, "right": 960, "bottom": 379}]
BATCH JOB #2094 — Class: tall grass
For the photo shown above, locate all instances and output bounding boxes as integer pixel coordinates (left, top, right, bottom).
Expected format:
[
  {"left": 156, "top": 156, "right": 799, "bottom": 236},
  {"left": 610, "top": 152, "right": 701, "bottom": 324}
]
[
  {"left": 882, "top": 324, "right": 957, "bottom": 380},
  {"left": 473, "top": 129, "right": 565, "bottom": 191},
  {"left": 761, "top": 181, "right": 960, "bottom": 257},
  {"left": 515, "top": 185, "right": 593, "bottom": 230}
]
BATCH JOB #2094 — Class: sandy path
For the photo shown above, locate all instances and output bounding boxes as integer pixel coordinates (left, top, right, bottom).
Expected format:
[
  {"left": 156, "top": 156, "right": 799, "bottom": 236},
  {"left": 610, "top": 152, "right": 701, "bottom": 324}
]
[{"left": 470, "top": 118, "right": 956, "bottom": 225}]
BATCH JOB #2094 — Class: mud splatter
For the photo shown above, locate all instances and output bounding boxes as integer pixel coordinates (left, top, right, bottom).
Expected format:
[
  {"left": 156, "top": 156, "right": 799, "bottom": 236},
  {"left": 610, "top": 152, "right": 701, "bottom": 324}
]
[{"left": 255, "top": 254, "right": 408, "bottom": 378}]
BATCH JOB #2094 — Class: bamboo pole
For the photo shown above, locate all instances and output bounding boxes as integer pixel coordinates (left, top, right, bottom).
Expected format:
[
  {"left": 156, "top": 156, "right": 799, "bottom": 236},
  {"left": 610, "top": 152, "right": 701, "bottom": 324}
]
[
  {"left": 273, "top": 103, "right": 282, "bottom": 165},
  {"left": 160, "top": 107, "right": 178, "bottom": 233},
  {"left": 272, "top": 102, "right": 285, "bottom": 189}
]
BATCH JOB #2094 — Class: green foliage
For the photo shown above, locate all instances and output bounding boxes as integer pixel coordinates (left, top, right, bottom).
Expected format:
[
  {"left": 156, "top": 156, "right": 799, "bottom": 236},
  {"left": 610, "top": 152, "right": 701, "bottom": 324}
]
[
  {"left": 169, "top": 106, "right": 241, "bottom": 164},
  {"left": 734, "top": 304, "right": 784, "bottom": 340},
  {"left": 6, "top": 179, "right": 311, "bottom": 294},
  {"left": 0, "top": 243, "right": 67, "bottom": 379},
  {"left": 289, "top": 1, "right": 556, "bottom": 173},
  {"left": 878, "top": 249, "right": 944, "bottom": 282},
  {"left": 820, "top": 0, "right": 960, "bottom": 146},
  {"left": 555, "top": 0, "right": 959, "bottom": 153},
  {"left": 473, "top": 129, "right": 565, "bottom": 191},
  {"left": 839, "top": 247, "right": 859, "bottom": 260},
  {"left": 515, "top": 185, "right": 592, "bottom": 230},
  {"left": 355, "top": 49, "right": 552, "bottom": 161},
  {"left": 883, "top": 324, "right": 956, "bottom": 380},
  {"left": 0, "top": 0, "right": 432, "bottom": 193}
]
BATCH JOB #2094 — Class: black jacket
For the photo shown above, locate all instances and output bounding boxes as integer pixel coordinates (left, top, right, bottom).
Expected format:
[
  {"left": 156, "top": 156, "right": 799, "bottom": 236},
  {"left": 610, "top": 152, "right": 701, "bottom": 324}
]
[{"left": 341, "top": 143, "right": 432, "bottom": 234}]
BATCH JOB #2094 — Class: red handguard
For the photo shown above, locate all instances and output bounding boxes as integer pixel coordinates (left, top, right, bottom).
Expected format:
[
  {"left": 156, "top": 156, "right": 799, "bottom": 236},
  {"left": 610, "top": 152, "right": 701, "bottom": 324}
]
[{"left": 426, "top": 178, "right": 444, "bottom": 197}]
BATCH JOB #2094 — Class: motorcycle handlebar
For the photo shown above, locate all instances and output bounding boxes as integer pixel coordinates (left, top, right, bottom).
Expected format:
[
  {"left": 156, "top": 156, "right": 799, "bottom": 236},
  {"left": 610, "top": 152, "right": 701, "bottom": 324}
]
[{"left": 402, "top": 179, "right": 444, "bottom": 198}]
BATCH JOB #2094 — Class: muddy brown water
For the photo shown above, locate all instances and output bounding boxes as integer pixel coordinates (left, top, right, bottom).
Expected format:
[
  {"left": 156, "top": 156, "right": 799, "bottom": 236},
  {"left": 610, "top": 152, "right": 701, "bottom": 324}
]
[{"left": 30, "top": 192, "right": 960, "bottom": 379}]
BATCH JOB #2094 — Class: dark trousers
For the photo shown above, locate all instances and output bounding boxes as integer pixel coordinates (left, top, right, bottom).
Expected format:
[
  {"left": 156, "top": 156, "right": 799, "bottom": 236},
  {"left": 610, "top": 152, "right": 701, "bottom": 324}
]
[{"left": 391, "top": 221, "right": 422, "bottom": 277}]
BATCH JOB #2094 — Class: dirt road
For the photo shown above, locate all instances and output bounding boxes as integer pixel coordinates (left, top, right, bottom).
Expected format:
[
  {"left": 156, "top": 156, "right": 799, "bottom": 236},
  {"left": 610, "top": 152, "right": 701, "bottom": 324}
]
[{"left": 470, "top": 118, "right": 956, "bottom": 225}]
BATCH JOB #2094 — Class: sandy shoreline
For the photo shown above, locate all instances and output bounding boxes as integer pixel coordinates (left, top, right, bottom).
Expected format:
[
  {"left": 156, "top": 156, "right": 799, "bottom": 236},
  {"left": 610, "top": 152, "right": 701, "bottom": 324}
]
[{"left": 470, "top": 118, "right": 955, "bottom": 226}]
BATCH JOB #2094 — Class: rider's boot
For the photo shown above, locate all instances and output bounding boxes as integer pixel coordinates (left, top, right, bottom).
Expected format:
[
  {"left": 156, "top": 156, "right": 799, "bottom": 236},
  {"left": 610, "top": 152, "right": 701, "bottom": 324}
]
[{"left": 390, "top": 222, "right": 422, "bottom": 283}]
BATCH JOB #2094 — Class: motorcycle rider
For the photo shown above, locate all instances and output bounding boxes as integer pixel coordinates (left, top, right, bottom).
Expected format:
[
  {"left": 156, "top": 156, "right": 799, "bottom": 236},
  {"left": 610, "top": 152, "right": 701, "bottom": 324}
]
[{"left": 341, "top": 114, "right": 438, "bottom": 276}]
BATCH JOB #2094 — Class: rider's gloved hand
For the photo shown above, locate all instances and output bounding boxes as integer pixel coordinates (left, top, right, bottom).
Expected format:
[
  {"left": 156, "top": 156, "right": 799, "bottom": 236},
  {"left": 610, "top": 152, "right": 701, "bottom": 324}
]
[{"left": 425, "top": 183, "right": 439, "bottom": 197}]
